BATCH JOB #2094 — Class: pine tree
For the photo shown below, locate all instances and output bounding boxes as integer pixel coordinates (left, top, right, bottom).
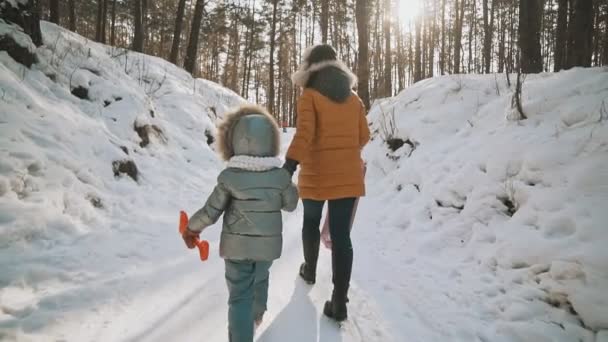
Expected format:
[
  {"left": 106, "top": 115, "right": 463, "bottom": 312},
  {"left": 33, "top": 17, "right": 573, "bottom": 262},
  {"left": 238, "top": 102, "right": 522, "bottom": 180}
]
[
  {"left": 384, "top": 0, "right": 392, "bottom": 96},
  {"left": 356, "top": 0, "right": 371, "bottom": 108},
  {"left": 568, "top": 0, "right": 594, "bottom": 67},
  {"left": 170, "top": 0, "right": 187, "bottom": 64},
  {"left": 453, "top": 0, "right": 466, "bottom": 74},
  {"left": 519, "top": 0, "right": 543, "bottom": 73},
  {"left": 68, "top": 0, "right": 76, "bottom": 32},
  {"left": 482, "top": 0, "right": 495, "bottom": 73},
  {"left": 268, "top": 0, "right": 279, "bottom": 113},
  {"left": 184, "top": 0, "right": 206, "bottom": 75},
  {"left": 555, "top": 0, "right": 568, "bottom": 71},
  {"left": 50, "top": 0, "right": 59, "bottom": 24},
  {"left": 132, "top": 0, "right": 145, "bottom": 52}
]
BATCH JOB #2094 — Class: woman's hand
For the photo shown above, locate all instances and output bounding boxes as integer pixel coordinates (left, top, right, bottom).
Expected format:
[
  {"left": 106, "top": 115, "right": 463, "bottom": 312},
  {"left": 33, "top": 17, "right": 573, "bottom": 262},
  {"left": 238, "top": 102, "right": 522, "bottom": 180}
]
[{"left": 282, "top": 158, "right": 299, "bottom": 176}]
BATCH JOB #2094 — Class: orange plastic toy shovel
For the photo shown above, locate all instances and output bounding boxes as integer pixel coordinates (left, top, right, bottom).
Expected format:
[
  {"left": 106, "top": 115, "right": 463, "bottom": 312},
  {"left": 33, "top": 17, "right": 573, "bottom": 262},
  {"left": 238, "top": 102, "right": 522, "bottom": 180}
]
[{"left": 179, "top": 211, "right": 210, "bottom": 261}]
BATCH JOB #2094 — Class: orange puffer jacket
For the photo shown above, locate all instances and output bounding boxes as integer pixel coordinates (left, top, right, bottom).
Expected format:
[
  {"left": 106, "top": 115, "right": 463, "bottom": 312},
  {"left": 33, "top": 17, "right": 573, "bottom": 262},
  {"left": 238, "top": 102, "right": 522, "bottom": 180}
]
[{"left": 287, "top": 88, "right": 370, "bottom": 200}]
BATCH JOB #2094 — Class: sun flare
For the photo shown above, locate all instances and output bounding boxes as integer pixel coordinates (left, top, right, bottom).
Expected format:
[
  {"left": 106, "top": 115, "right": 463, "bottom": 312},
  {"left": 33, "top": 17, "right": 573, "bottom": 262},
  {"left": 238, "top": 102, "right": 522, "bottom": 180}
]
[{"left": 396, "top": 0, "right": 423, "bottom": 25}]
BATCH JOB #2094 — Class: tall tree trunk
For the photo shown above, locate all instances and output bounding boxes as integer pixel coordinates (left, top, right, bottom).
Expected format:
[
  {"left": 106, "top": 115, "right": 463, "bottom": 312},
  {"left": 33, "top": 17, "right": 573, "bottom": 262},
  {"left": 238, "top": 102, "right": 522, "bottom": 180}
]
[
  {"left": 110, "top": 0, "right": 116, "bottom": 46},
  {"left": 555, "top": 0, "right": 569, "bottom": 71},
  {"left": 184, "top": 0, "right": 206, "bottom": 75},
  {"left": 384, "top": 0, "right": 392, "bottom": 96},
  {"left": 482, "top": 0, "right": 495, "bottom": 73},
  {"left": 268, "top": 0, "right": 279, "bottom": 113},
  {"left": 142, "top": 0, "right": 148, "bottom": 47},
  {"left": 440, "top": 0, "right": 446, "bottom": 74},
  {"left": 603, "top": 3, "right": 608, "bottom": 65},
  {"left": 96, "top": 0, "right": 103, "bottom": 42},
  {"left": 132, "top": 0, "right": 144, "bottom": 52},
  {"left": 422, "top": 16, "right": 427, "bottom": 78},
  {"left": 592, "top": 1, "right": 600, "bottom": 65},
  {"left": 321, "top": 0, "right": 329, "bottom": 43},
  {"left": 428, "top": 1, "right": 436, "bottom": 78},
  {"left": 101, "top": 0, "right": 108, "bottom": 44},
  {"left": 519, "top": 0, "right": 543, "bottom": 73},
  {"left": 356, "top": 0, "right": 370, "bottom": 109},
  {"left": 373, "top": 0, "right": 382, "bottom": 97},
  {"left": 68, "top": 0, "right": 76, "bottom": 31},
  {"left": 49, "top": 0, "right": 59, "bottom": 24},
  {"left": 468, "top": 0, "right": 475, "bottom": 73},
  {"left": 415, "top": 18, "right": 423, "bottom": 82},
  {"left": 454, "top": 0, "right": 466, "bottom": 74},
  {"left": 170, "top": 0, "right": 187, "bottom": 64},
  {"left": 566, "top": 0, "right": 576, "bottom": 67},
  {"left": 498, "top": 2, "right": 505, "bottom": 72},
  {"left": 569, "top": 0, "right": 594, "bottom": 67}
]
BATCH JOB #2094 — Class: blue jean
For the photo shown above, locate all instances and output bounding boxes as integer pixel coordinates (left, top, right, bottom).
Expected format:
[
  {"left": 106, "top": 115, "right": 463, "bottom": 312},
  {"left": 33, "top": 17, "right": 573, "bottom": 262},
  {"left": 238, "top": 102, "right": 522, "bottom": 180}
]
[{"left": 225, "top": 259, "right": 273, "bottom": 342}]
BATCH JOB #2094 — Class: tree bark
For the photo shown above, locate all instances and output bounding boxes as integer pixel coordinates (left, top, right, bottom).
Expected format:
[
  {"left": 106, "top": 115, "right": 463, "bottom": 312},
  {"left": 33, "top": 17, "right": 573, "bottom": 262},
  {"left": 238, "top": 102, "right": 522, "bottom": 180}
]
[
  {"left": 170, "top": 0, "right": 187, "bottom": 64},
  {"left": 554, "top": 0, "right": 569, "bottom": 71},
  {"left": 268, "top": 0, "right": 279, "bottom": 113},
  {"left": 110, "top": 0, "right": 117, "bottom": 46},
  {"left": 519, "top": 0, "right": 543, "bottom": 73},
  {"left": 482, "top": 0, "right": 495, "bottom": 73},
  {"left": 49, "top": 0, "right": 59, "bottom": 24},
  {"left": 68, "top": 0, "right": 76, "bottom": 31},
  {"left": 356, "top": 0, "right": 370, "bottom": 109},
  {"left": 184, "top": 0, "right": 206, "bottom": 75},
  {"left": 96, "top": 0, "right": 103, "bottom": 42},
  {"left": 321, "top": 0, "right": 329, "bottom": 44},
  {"left": 415, "top": 18, "right": 423, "bottom": 82},
  {"left": 468, "top": 0, "right": 475, "bottom": 73},
  {"left": 498, "top": 2, "right": 505, "bottom": 72},
  {"left": 101, "top": 0, "right": 108, "bottom": 43},
  {"left": 440, "top": 0, "right": 446, "bottom": 75},
  {"left": 603, "top": 3, "right": 608, "bottom": 66},
  {"left": 384, "top": 0, "right": 392, "bottom": 96},
  {"left": 132, "top": 0, "right": 144, "bottom": 52},
  {"left": 428, "top": 2, "right": 436, "bottom": 79},
  {"left": 453, "top": 0, "right": 466, "bottom": 74},
  {"left": 568, "top": 0, "right": 594, "bottom": 67}
]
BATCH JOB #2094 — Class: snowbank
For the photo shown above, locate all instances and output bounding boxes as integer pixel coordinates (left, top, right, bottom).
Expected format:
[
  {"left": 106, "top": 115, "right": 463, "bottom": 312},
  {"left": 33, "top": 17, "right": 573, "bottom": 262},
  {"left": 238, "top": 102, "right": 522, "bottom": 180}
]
[
  {"left": 362, "top": 69, "right": 608, "bottom": 340},
  {"left": 0, "top": 21, "right": 244, "bottom": 340}
]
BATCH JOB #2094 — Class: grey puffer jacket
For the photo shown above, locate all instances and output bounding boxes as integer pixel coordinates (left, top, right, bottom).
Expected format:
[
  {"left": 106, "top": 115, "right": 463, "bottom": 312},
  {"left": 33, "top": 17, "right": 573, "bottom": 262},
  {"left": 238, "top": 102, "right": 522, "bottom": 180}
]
[{"left": 188, "top": 105, "right": 299, "bottom": 261}]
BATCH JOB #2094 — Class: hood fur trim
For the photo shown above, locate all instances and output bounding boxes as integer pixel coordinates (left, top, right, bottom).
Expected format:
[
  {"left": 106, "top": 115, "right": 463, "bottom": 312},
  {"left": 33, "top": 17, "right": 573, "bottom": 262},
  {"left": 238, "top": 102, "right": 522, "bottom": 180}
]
[
  {"left": 227, "top": 156, "right": 283, "bottom": 171},
  {"left": 217, "top": 105, "right": 280, "bottom": 161},
  {"left": 291, "top": 60, "right": 358, "bottom": 89}
]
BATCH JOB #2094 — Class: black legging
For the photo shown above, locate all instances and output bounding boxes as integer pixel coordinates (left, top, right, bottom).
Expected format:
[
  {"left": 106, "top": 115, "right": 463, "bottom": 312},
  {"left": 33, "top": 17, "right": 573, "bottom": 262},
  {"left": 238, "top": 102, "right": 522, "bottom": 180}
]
[{"left": 302, "top": 198, "right": 356, "bottom": 300}]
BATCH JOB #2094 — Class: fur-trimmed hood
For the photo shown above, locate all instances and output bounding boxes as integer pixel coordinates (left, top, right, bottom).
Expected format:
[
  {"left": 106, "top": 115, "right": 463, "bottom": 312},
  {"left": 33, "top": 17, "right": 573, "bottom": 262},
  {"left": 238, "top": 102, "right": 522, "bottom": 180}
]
[
  {"left": 217, "top": 105, "right": 280, "bottom": 161},
  {"left": 291, "top": 46, "right": 357, "bottom": 102}
]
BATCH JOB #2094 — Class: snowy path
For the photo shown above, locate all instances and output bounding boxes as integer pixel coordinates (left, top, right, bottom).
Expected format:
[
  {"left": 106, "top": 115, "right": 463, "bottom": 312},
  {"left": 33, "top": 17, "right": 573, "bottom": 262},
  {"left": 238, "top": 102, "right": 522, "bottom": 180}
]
[{"left": 94, "top": 198, "right": 398, "bottom": 342}]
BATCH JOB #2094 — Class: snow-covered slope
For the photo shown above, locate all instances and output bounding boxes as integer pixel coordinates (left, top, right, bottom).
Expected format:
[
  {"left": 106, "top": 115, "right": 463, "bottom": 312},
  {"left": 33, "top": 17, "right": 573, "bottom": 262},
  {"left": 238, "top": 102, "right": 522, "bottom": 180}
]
[
  {"left": 360, "top": 69, "right": 608, "bottom": 341},
  {"left": 0, "top": 21, "right": 245, "bottom": 340}
]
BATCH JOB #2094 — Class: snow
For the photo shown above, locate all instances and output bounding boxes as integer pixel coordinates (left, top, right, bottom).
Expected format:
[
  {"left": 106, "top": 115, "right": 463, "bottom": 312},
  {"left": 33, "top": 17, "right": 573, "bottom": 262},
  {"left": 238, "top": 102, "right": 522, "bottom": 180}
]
[
  {"left": 1, "top": 21, "right": 607, "bottom": 342},
  {"left": 361, "top": 69, "right": 608, "bottom": 341},
  {"left": 0, "top": 19, "right": 36, "bottom": 53}
]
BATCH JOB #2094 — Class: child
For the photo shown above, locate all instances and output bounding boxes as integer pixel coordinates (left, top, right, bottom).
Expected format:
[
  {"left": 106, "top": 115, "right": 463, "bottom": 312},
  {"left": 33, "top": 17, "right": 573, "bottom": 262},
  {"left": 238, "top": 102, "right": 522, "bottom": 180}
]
[{"left": 182, "top": 105, "right": 298, "bottom": 342}]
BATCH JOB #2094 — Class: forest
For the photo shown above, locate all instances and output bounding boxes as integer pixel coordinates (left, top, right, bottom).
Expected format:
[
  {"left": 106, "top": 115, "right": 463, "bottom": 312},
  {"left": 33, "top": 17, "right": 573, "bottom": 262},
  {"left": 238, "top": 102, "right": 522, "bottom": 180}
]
[{"left": 9, "top": 0, "right": 608, "bottom": 124}]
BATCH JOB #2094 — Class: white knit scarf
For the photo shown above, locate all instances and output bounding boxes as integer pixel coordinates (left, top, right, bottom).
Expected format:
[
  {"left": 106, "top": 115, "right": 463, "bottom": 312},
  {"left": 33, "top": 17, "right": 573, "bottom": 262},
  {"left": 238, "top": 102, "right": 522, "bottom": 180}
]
[{"left": 227, "top": 155, "right": 283, "bottom": 171}]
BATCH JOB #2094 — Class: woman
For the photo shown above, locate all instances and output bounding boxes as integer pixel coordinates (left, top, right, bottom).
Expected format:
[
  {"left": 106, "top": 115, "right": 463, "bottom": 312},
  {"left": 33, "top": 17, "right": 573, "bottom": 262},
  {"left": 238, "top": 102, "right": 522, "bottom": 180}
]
[{"left": 283, "top": 44, "right": 370, "bottom": 322}]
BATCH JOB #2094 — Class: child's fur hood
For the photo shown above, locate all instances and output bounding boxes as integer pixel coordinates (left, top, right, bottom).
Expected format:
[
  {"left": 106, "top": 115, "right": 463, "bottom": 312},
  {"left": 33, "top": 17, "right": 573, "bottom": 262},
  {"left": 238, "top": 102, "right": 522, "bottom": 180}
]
[{"left": 217, "top": 105, "right": 280, "bottom": 161}]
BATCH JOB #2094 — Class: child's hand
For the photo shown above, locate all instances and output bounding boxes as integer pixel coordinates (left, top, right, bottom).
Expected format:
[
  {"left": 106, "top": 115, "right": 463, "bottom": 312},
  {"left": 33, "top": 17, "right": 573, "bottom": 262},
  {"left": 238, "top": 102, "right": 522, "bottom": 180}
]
[{"left": 182, "top": 228, "right": 200, "bottom": 249}]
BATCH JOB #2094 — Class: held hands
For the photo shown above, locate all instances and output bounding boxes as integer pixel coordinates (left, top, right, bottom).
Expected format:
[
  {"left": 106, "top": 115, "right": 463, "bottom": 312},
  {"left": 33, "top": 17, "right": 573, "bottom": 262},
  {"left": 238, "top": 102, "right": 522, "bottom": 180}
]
[
  {"left": 282, "top": 158, "right": 299, "bottom": 176},
  {"left": 182, "top": 227, "right": 200, "bottom": 249}
]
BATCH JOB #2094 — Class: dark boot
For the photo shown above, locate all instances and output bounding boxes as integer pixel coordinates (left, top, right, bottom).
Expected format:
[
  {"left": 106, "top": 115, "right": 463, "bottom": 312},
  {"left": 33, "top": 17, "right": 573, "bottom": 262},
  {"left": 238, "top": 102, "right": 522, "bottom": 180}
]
[
  {"left": 299, "top": 262, "right": 316, "bottom": 284},
  {"left": 325, "top": 245, "right": 353, "bottom": 321},
  {"left": 323, "top": 291, "right": 348, "bottom": 321}
]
